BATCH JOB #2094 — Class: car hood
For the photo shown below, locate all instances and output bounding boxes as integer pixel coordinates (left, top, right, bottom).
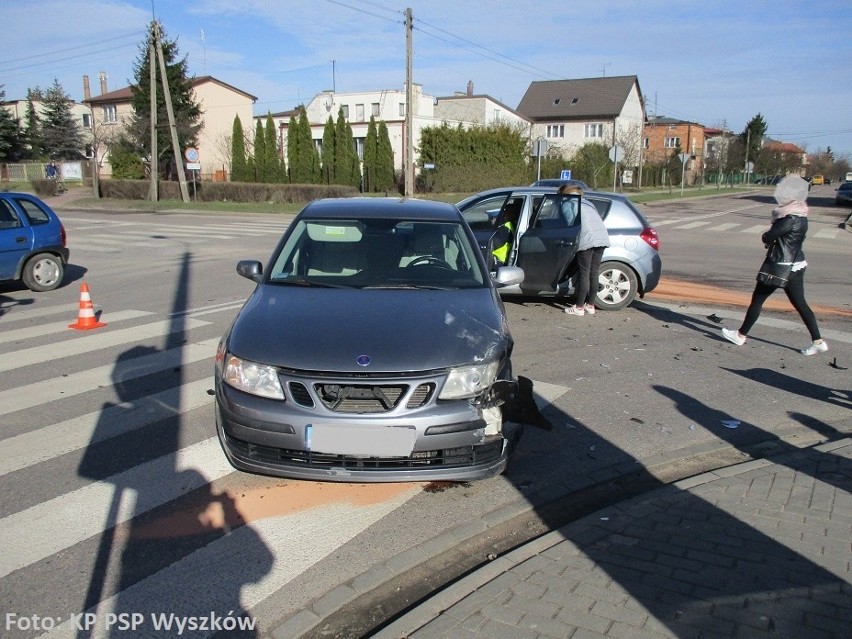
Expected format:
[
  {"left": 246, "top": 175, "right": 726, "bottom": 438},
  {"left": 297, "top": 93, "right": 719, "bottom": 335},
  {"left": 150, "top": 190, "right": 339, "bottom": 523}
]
[{"left": 226, "top": 284, "right": 510, "bottom": 373}]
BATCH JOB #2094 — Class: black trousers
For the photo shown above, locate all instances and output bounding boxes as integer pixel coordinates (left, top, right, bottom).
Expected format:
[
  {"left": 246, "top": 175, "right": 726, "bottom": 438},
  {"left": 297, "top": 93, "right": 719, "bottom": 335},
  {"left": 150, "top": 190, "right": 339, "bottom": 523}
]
[
  {"left": 739, "top": 268, "right": 821, "bottom": 340},
  {"left": 575, "top": 247, "right": 605, "bottom": 306}
]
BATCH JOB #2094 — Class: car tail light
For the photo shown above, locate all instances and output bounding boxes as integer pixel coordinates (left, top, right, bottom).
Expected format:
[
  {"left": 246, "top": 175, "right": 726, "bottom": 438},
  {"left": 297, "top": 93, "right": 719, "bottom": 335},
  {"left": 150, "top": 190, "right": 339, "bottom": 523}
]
[
  {"left": 60, "top": 223, "right": 67, "bottom": 247},
  {"left": 640, "top": 226, "right": 659, "bottom": 251}
]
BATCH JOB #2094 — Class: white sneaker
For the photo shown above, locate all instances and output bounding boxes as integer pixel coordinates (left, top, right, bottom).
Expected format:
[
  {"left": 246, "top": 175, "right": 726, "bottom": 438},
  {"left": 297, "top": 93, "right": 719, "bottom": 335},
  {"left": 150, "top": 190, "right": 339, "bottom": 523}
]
[
  {"left": 564, "top": 305, "right": 585, "bottom": 316},
  {"left": 721, "top": 328, "right": 746, "bottom": 346},
  {"left": 583, "top": 304, "right": 596, "bottom": 315},
  {"left": 801, "top": 341, "right": 829, "bottom": 356}
]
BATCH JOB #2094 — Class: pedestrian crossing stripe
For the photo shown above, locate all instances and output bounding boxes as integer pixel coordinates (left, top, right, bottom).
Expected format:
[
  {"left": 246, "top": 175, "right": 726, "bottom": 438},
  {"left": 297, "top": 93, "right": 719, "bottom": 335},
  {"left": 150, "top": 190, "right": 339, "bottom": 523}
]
[
  {"left": 0, "top": 318, "right": 210, "bottom": 373},
  {"left": 2, "top": 310, "right": 152, "bottom": 343}
]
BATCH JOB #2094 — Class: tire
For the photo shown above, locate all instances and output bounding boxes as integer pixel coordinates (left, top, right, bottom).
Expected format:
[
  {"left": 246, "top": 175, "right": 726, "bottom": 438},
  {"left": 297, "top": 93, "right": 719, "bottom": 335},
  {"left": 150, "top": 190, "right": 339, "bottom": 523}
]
[
  {"left": 595, "top": 261, "right": 638, "bottom": 311},
  {"left": 22, "top": 253, "right": 64, "bottom": 292}
]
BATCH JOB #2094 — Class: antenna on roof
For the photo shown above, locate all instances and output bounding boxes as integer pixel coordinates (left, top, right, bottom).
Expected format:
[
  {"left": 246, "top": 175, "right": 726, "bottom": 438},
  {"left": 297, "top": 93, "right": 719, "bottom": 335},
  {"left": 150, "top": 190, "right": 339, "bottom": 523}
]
[{"left": 600, "top": 62, "right": 611, "bottom": 77}]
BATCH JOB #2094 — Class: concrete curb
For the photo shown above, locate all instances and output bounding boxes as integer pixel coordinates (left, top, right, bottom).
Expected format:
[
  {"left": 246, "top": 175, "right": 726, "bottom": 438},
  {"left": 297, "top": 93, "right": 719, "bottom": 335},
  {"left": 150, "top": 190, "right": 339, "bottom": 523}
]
[{"left": 369, "top": 437, "right": 852, "bottom": 639}]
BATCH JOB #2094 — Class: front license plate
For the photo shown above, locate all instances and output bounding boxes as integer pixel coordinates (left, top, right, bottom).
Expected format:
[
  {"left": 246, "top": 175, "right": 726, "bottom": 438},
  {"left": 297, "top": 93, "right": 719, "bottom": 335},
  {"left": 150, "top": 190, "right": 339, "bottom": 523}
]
[{"left": 308, "top": 424, "right": 416, "bottom": 457}]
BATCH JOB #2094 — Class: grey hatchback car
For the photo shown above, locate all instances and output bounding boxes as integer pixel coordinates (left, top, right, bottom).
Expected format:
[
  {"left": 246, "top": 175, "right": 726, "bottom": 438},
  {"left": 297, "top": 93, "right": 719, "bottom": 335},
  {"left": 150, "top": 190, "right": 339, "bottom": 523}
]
[
  {"left": 215, "top": 197, "right": 528, "bottom": 482},
  {"left": 457, "top": 186, "right": 661, "bottom": 310}
]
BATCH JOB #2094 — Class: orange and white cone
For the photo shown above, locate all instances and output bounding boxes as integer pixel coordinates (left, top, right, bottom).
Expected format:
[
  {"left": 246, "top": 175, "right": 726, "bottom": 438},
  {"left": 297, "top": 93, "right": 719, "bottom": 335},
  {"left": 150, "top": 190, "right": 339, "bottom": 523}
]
[{"left": 68, "top": 283, "right": 107, "bottom": 330}]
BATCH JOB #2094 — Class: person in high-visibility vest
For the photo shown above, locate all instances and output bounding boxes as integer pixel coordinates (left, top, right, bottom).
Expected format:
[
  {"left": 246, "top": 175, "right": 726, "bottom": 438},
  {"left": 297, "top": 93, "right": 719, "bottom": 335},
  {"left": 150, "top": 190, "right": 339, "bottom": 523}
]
[{"left": 490, "top": 202, "right": 521, "bottom": 267}]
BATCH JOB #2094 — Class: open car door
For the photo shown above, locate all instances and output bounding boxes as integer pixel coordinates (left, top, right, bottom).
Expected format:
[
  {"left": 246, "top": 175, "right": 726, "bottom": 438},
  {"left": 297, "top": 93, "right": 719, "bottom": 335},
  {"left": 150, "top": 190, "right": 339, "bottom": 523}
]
[{"left": 514, "top": 192, "right": 582, "bottom": 295}]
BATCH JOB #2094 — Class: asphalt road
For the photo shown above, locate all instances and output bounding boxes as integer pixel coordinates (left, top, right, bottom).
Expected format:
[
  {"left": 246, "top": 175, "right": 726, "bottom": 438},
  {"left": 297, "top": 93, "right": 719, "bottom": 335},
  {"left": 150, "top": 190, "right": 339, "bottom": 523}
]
[{"left": 0, "top": 187, "right": 849, "bottom": 638}]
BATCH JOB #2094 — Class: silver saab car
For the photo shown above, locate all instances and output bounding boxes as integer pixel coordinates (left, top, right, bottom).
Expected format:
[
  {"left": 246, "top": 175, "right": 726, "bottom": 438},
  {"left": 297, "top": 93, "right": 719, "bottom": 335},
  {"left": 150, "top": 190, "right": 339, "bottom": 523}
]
[
  {"left": 215, "top": 197, "right": 530, "bottom": 482},
  {"left": 457, "top": 186, "right": 661, "bottom": 310}
]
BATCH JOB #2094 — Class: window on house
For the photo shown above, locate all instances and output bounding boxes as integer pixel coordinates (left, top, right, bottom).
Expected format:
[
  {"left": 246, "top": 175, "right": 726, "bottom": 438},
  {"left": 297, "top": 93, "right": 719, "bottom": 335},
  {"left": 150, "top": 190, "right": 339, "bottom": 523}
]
[
  {"left": 371, "top": 102, "right": 380, "bottom": 117},
  {"left": 665, "top": 137, "right": 681, "bottom": 148},
  {"left": 341, "top": 105, "right": 349, "bottom": 119},
  {"left": 399, "top": 102, "right": 405, "bottom": 117},
  {"left": 643, "top": 138, "right": 649, "bottom": 149},
  {"left": 102, "top": 105, "right": 117, "bottom": 124},
  {"left": 355, "top": 104, "right": 365, "bottom": 122},
  {"left": 82, "top": 113, "right": 92, "bottom": 128},
  {"left": 584, "top": 123, "right": 603, "bottom": 138},
  {"left": 546, "top": 125, "right": 564, "bottom": 138},
  {"left": 85, "top": 144, "right": 94, "bottom": 158},
  {"left": 354, "top": 137, "right": 365, "bottom": 160}
]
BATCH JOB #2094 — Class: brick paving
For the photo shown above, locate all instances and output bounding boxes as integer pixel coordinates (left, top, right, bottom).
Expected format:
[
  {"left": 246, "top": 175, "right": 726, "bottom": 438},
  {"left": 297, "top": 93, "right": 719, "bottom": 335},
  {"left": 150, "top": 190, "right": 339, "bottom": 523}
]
[{"left": 374, "top": 440, "right": 852, "bottom": 639}]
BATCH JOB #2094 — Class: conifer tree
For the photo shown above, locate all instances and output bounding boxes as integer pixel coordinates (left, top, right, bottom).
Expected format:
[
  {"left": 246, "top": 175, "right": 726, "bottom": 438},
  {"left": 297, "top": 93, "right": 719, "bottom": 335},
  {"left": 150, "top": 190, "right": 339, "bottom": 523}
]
[
  {"left": 230, "top": 115, "right": 248, "bottom": 182},
  {"left": 264, "top": 114, "right": 284, "bottom": 182},
  {"left": 0, "top": 87, "right": 23, "bottom": 161},
  {"left": 334, "top": 107, "right": 360, "bottom": 188},
  {"left": 22, "top": 93, "right": 44, "bottom": 160},
  {"left": 125, "top": 21, "right": 203, "bottom": 180},
  {"left": 298, "top": 107, "right": 320, "bottom": 183},
  {"left": 377, "top": 120, "right": 395, "bottom": 191},
  {"left": 41, "top": 80, "right": 85, "bottom": 159},
  {"left": 286, "top": 113, "right": 299, "bottom": 182},
  {"left": 320, "top": 116, "right": 336, "bottom": 184},
  {"left": 363, "top": 116, "right": 378, "bottom": 192},
  {"left": 253, "top": 118, "right": 266, "bottom": 182}
]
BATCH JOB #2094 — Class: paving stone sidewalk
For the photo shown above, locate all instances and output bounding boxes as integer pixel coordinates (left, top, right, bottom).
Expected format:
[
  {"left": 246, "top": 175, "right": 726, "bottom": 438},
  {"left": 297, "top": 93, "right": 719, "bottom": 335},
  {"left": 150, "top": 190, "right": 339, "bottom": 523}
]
[{"left": 374, "top": 439, "right": 852, "bottom": 639}]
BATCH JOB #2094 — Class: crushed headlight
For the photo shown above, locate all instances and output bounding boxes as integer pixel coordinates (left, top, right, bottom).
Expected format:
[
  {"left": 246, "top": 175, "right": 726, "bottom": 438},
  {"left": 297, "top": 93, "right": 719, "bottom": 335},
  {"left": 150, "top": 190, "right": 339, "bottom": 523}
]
[
  {"left": 439, "top": 360, "right": 500, "bottom": 400},
  {"left": 222, "top": 353, "right": 285, "bottom": 400}
]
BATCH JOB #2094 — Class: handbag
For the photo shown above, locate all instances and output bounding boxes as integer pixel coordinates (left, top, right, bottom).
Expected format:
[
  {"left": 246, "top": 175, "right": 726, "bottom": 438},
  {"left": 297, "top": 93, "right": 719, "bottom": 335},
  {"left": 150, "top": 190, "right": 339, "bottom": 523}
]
[{"left": 757, "top": 259, "right": 793, "bottom": 286}]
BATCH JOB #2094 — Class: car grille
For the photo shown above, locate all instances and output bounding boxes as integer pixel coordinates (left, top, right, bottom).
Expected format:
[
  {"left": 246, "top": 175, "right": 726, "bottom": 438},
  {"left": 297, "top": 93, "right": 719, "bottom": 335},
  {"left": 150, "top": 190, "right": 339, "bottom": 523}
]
[
  {"left": 226, "top": 432, "right": 503, "bottom": 470},
  {"left": 284, "top": 375, "right": 437, "bottom": 414}
]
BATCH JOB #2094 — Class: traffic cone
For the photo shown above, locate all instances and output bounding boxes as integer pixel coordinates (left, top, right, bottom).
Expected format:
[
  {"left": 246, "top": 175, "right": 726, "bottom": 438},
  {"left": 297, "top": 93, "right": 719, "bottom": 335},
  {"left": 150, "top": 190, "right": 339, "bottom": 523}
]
[{"left": 68, "top": 283, "right": 107, "bottom": 330}]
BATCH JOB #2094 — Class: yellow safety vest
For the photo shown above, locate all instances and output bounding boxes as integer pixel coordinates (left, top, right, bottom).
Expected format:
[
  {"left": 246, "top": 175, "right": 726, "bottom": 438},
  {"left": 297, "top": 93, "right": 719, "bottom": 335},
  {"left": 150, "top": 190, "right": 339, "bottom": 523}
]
[{"left": 491, "top": 221, "right": 515, "bottom": 264}]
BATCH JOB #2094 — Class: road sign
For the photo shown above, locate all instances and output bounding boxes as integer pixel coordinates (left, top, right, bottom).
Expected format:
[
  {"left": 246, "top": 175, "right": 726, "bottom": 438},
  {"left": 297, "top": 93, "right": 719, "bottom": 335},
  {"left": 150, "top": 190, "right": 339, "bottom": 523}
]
[
  {"left": 186, "top": 162, "right": 201, "bottom": 171},
  {"left": 622, "top": 170, "right": 633, "bottom": 185},
  {"left": 678, "top": 152, "right": 690, "bottom": 165},
  {"left": 184, "top": 147, "right": 200, "bottom": 163},
  {"left": 608, "top": 146, "right": 624, "bottom": 163},
  {"left": 560, "top": 169, "right": 572, "bottom": 180}
]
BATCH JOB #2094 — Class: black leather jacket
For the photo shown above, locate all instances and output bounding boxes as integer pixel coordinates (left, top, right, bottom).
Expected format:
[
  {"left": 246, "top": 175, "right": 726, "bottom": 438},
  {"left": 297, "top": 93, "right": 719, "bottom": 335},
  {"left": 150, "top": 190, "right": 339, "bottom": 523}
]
[{"left": 762, "top": 214, "right": 807, "bottom": 263}]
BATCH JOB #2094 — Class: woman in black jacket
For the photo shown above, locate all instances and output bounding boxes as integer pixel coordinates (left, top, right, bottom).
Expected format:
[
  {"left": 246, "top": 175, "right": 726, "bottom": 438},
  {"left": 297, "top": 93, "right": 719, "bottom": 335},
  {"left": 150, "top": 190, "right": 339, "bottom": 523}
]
[{"left": 721, "top": 179, "right": 828, "bottom": 356}]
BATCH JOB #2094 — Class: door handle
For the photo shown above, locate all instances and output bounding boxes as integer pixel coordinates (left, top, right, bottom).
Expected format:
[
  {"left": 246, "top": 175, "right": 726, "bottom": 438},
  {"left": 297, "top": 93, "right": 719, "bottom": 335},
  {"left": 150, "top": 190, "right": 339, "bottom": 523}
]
[
  {"left": 16, "top": 237, "right": 27, "bottom": 243},
  {"left": 558, "top": 240, "right": 575, "bottom": 247}
]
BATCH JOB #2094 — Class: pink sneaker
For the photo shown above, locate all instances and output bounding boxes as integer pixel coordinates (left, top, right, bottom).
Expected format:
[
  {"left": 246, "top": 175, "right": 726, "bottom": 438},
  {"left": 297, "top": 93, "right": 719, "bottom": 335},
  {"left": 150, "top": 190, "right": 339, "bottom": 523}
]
[
  {"left": 583, "top": 304, "right": 596, "bottom": 315},
  {"left": 564, "top": 305, "right": 585, "bottom": 316}
]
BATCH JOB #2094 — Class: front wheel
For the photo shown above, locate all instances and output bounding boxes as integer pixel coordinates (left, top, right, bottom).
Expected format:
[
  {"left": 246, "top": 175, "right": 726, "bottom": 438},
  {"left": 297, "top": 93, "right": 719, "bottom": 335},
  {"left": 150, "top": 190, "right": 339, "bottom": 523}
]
[
  {"left": 22, "top": 253, "right": 64, "bottom": 292},
  {"left": 596, "top": 261, "right": 638, "bottom": 311}
]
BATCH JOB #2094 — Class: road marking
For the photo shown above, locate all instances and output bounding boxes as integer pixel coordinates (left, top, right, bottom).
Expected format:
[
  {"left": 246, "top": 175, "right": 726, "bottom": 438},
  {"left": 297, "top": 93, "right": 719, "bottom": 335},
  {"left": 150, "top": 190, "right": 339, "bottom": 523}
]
[
  {"left": 743, "top": 225, "right": 766, "bottom": 233},
  {"left": 707, "top": 223, "right": 740, "bottom": 232},
  {"left": 0, "top": 378, "right": 215, "bottom": 475},
  {"left": 673, "top": 221, "right": 712, "bottom": 229},
  {"left": 0, "top": 338, "right": 218, "bottom": 417},
  {"left": 0, "top": 318, "right": 210, "bottom": 373},
  {"left": 2, "top": 309, "right": 152, "bottom": 342},
  {"left": 0, "top": 437, "right": 233, "bottom": 579},
  {"left": 812, "top": 228, "right": 841, "bottom": 239}
]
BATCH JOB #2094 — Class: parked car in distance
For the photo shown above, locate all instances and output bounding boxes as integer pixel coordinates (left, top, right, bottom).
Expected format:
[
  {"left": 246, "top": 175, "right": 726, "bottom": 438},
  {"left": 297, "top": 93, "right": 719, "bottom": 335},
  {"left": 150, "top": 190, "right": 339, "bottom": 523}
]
[
  {"left": 810, "top": 174, "right": 825, "bottom": 185},
  {"left": 215, "top": 197, "right": 528, "bottom": 482},
  {"left": 835, "top": 181, "right": 852, "bottom": 206},
  {"left": 0, "top": 192, "right": 68, "bottom": 291},
  {"left": 457, "top": 186, "right": 661, "bottom": 311},
  {"left": 531, "top": 178, "right": 589, "bottom": 190}
]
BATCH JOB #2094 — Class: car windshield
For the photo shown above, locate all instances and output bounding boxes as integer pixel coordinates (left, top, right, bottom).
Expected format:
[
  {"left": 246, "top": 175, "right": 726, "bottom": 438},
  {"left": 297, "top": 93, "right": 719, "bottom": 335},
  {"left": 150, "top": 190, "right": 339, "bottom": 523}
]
[{"left": 267, "top": 217, "right": 487, "bottom": 289}]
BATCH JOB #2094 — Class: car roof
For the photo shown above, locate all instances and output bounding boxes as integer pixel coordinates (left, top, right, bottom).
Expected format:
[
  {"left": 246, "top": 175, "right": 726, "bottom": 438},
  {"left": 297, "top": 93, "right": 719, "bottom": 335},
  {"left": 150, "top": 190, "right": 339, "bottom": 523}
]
[
  {"left": 462, "top": 185, "right": 629, "bottom": 203},
  {"left": 299, "top": 197, "right": 463, "bottom": 222}
]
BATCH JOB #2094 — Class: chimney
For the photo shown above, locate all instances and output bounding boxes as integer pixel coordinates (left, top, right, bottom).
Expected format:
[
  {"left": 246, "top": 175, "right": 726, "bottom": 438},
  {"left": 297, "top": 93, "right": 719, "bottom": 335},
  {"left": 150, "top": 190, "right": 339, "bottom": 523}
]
[
  {"left": 99, "top": 71, "right": 108, "bottom": 95},
  {"left": 83, "top": 75, "right": 91, "bottom": 101},
  {"left": 466, "top": 80, "right": 474, "bottom": 96}
]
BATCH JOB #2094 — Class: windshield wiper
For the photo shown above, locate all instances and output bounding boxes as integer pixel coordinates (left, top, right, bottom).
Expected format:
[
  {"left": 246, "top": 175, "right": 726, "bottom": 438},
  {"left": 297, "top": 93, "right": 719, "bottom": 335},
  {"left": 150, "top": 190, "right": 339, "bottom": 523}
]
[{"left": 273, "top": 276, "right": 350, "bottom": 288}]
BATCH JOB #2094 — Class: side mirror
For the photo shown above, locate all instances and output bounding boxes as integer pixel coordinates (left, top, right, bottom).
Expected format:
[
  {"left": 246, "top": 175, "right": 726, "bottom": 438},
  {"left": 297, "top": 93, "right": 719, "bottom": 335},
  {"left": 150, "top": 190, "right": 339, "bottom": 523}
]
[
  {"left": 236, "top": 260, "right": 263, "bottom": 283},
  {"left": 493, "top": 265, "right": 524, "bottom": 287}
]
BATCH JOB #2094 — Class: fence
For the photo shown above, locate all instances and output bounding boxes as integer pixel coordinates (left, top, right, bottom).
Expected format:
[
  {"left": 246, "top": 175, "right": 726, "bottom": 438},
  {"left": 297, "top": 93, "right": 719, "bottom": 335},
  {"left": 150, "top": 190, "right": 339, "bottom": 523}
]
[{"left": 1, "top": 161, "right": 89, "bottom": 182}]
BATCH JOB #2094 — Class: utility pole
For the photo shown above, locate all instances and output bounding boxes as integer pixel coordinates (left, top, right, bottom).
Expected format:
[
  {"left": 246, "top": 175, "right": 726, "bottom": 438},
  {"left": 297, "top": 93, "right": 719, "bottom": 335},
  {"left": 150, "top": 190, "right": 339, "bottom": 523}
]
[
  {"left": 154, "top": 21, "right": 190, "bottom": 203},
  {"left": 148, "top": 23, "right": 158, "bottom": 202},
  {"left": 743, "top": 128, "right": 751, "bottom": 186},
  {"left": 404, "top": 7, "right": 414, "bottom": 197}
]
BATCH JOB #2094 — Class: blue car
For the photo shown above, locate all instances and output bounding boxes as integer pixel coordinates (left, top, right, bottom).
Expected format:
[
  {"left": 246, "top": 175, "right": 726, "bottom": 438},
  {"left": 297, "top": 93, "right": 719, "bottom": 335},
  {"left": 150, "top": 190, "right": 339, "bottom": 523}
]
[{"left": 0, "top": 192, "right": 69, "bottom": 291}]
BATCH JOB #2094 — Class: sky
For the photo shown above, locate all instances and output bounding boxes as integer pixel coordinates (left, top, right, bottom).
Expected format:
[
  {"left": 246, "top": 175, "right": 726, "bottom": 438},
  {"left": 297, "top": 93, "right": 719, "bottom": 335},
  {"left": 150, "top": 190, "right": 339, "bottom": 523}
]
[{"left": 2, "top": 0, "right": 851, "bottom": 158}]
